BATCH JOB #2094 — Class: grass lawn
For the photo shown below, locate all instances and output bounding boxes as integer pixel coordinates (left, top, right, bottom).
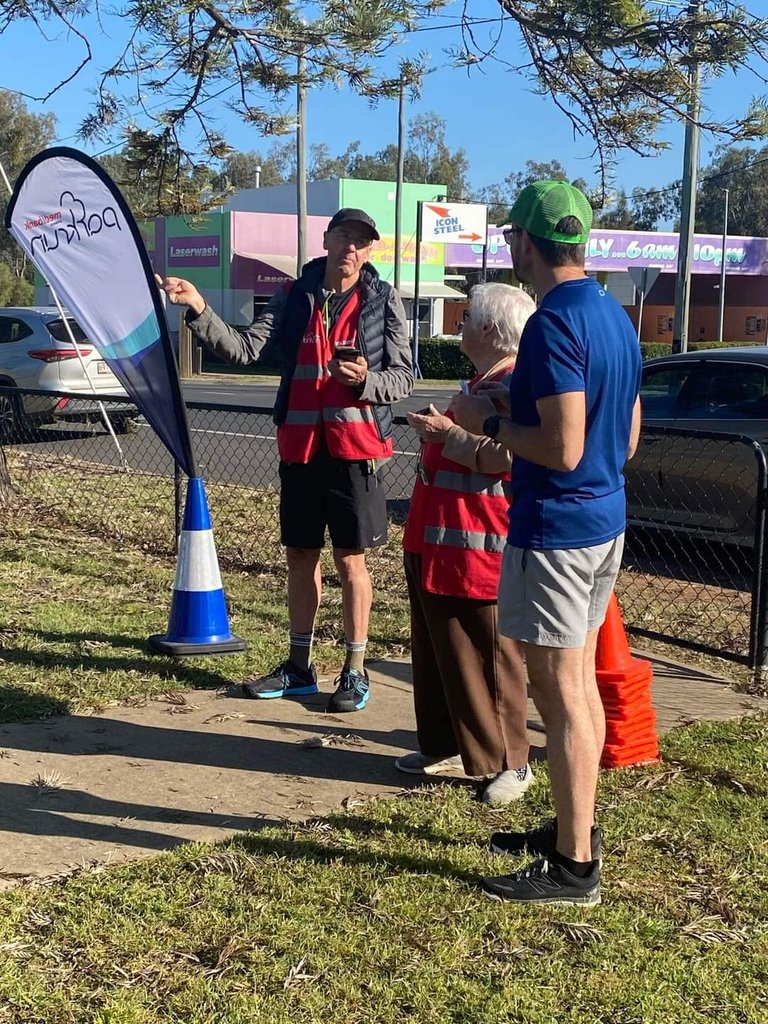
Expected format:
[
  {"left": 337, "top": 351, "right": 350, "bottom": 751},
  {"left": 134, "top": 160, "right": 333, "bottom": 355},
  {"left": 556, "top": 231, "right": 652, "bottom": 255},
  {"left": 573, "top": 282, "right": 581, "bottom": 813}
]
[
  {"left": 1, "top": 483, "right": 767, "bottom": 1022},
  {"left": 0, "top": 513, "right": 408, "bottom": 724},
  {"left": 0, "top": 715, "right": 766, "bottom": 1023}
]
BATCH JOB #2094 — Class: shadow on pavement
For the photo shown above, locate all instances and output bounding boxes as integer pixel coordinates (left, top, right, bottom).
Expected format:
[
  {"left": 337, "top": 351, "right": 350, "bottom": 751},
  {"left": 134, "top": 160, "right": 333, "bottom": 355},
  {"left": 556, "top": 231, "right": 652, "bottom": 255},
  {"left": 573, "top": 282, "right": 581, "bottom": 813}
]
[{"left": 0, "top": 782, "right": 284, "bottom": 858}]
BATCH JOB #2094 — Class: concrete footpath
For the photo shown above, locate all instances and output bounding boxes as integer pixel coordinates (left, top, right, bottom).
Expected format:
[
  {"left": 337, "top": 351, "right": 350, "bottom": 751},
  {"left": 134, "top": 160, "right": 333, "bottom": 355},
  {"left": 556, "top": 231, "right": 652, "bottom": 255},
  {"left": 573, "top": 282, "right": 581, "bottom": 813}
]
[{"left": 0, "top": 654, "right": 764, "bottom": 888}]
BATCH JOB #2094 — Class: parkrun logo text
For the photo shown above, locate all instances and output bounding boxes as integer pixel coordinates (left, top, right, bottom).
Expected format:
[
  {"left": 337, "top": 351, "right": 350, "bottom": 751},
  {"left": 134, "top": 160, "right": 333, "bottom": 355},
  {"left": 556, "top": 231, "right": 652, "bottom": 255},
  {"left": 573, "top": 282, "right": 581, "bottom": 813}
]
[{"left": 27, "top": 191, "right": 121, "bottom": 258}]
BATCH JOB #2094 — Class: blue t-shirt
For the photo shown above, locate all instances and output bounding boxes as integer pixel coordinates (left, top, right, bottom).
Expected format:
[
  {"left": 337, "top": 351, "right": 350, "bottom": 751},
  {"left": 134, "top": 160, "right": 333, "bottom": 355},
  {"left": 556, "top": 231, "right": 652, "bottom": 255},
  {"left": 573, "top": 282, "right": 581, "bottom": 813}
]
[{"left": 507, "top": 277, "right": 642, "bottom": 550}]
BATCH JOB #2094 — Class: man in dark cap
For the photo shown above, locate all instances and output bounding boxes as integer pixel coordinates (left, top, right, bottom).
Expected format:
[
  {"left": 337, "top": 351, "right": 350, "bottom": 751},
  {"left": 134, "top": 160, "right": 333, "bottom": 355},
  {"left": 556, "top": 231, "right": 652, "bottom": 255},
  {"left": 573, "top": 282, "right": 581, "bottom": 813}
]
[
  {"left": 451, "top": 181, "right": 642, "bottom": 906},
  {"left": 157, "top": 208, "right": 412, "bottom": 713}
]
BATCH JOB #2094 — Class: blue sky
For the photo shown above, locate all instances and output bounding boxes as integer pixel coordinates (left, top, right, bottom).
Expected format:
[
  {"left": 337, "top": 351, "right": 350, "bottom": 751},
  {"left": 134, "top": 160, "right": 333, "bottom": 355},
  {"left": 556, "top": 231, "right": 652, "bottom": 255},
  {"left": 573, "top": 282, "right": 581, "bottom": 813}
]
[{"left": 2, "top": 0, "right": 768, "bottom": 201}]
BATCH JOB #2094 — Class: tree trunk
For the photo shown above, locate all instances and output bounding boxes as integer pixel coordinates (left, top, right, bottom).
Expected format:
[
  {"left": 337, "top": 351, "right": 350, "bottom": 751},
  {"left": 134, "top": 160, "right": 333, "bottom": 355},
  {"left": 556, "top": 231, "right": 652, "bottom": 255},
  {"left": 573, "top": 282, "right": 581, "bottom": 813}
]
[{"left": 0, "top": 444, "right": 16, "bottom": 506}]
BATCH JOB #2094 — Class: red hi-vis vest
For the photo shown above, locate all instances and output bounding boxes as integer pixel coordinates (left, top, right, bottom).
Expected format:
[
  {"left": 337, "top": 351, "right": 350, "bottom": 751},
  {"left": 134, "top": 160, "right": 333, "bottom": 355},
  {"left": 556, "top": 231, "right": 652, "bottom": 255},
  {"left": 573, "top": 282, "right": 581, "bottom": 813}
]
[
  {"left": 403, "top": 364, "right": 513, "bottom": 600},
  {"left": 277, "top": 286, "right": 393, "bottom": 464}
]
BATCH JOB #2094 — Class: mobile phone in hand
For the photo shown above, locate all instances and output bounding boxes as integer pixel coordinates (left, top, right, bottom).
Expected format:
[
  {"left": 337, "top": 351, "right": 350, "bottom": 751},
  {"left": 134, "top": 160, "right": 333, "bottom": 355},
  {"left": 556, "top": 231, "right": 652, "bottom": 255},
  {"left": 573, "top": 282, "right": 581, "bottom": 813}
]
[{"left": 334, "top": 346, "right": 362, "bottom": 361}]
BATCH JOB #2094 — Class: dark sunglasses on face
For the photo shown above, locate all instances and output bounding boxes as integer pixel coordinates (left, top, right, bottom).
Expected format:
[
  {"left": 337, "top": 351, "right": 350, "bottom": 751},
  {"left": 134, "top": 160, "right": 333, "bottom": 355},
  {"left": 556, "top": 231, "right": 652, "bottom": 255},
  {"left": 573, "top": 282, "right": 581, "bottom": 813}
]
[
  {"left": 332, "top": 228, "right": 374, "bottom": 248},
  {"left": 502, "top": 226, "right": 523, "bottom": 244}
]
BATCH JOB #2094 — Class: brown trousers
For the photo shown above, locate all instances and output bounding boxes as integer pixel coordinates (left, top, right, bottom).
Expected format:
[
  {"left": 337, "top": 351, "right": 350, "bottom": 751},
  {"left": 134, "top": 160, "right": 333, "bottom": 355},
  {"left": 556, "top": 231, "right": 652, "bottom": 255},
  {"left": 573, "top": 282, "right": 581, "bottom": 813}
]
[{"left": 404, "top": 551, "right": 529, "bottom": 777}]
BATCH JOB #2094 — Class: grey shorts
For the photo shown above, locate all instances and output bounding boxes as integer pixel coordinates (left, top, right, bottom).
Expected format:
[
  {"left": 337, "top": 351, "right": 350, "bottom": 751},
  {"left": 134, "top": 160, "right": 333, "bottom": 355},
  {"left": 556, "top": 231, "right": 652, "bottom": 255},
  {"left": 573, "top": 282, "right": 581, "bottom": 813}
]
[{"left": 498, "top": 535, "right": 625, "bottom": 649}]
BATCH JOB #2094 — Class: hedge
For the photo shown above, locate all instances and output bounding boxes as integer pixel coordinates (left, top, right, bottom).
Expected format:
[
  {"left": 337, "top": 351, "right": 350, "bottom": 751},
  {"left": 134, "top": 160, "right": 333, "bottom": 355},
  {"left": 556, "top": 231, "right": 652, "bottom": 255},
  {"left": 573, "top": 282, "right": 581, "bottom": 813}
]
[{"left": 416, "top": 338, "right": 475, "bottom": 379}]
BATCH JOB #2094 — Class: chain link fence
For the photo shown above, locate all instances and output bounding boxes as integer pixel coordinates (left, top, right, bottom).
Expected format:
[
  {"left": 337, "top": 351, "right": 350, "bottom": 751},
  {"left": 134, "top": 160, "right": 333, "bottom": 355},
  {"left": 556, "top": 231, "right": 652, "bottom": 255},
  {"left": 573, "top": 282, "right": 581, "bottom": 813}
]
[
  {"left": 2, "top": 385, "right": 767, "bottom": 676},
  {"left": 622, "top": 425, "right": 768, "bottom": 673}
]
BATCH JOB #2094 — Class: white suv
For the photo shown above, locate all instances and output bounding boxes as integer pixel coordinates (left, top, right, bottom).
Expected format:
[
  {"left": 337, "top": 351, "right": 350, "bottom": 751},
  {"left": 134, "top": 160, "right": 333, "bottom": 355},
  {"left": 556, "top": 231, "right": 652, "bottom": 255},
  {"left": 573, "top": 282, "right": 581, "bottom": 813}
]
[{"left": 0, "top": 307, "right": 137, "bottom": 438}]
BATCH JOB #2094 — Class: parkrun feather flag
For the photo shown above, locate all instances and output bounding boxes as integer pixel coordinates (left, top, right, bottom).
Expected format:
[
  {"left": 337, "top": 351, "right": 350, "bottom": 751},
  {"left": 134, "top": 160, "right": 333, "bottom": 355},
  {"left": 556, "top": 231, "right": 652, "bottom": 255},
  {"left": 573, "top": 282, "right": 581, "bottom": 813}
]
[
  {"left": 5, "top": 147, "right": 246, "bottom": 657},
  {"left": 4, "top": 146, "right": 195, "bottom": 476}
]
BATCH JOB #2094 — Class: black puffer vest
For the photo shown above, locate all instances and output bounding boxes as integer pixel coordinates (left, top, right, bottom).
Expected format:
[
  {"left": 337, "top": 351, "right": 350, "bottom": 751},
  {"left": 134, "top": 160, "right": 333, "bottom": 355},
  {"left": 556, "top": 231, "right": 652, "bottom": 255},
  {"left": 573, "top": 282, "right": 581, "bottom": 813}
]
[{"left": 273, "top": 257, "right": 394, "bottom": 441}]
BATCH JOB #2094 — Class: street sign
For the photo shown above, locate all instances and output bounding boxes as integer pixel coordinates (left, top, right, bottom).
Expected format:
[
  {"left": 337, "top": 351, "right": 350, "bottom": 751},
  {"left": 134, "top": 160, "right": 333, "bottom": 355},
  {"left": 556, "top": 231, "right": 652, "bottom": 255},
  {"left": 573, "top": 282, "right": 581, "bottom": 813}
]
[
  {"left": 419, "top": 201, "right": 488, "bottom": 245},
  {"left": 628, "top": 266, "right": 663, "bottom": 343},
  {"left": 628, "top": 265, "right": 662, "bottom": 297}
]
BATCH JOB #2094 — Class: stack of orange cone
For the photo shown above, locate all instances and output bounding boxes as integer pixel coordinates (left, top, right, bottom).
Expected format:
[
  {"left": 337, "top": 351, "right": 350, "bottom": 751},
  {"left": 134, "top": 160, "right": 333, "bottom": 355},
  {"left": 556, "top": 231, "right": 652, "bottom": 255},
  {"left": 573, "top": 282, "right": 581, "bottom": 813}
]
[{"left": 596, "top": 594, "right": 659, "bottom": 768}]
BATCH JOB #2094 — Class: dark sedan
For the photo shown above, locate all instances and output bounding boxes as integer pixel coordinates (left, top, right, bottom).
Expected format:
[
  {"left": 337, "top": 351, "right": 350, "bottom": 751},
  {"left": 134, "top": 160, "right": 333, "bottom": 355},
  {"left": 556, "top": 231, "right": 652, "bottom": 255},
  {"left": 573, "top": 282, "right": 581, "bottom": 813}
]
[{"left": 626, "top": 346, "right": 768, "bottom": 547}]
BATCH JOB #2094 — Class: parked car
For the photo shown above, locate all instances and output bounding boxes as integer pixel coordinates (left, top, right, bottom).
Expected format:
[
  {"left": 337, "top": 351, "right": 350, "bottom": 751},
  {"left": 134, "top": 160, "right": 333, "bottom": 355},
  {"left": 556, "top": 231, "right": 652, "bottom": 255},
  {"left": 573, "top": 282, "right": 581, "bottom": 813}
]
[
  {"left": 626, "top": 346, "right": 768, "bottom": 547},
  {"left": 0, "top": 307, "right": 137, "bottom": 439}
]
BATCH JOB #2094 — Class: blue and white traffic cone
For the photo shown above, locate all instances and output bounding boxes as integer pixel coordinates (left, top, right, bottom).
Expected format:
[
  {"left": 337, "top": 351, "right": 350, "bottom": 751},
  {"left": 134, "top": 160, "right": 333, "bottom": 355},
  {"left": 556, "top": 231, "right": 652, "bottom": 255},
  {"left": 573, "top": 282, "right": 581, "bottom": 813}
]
[{"left": 149, "top": 476, "right": 247, "bottom": 656}]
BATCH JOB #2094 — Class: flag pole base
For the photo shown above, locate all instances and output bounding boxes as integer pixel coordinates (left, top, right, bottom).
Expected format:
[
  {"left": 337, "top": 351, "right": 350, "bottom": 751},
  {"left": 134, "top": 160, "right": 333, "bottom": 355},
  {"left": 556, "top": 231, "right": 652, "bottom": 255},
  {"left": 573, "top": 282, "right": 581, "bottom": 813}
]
[{"left": 148, "top": 633, "right": 247, "bottom": 658}]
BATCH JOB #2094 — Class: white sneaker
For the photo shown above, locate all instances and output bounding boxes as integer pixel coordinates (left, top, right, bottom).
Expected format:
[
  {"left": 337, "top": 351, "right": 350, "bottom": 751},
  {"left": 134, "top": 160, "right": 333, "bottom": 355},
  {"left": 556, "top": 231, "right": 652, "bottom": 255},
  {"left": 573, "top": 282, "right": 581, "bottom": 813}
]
[
  {"left": 481, "top": 765, "right": 534, "bottom": 805},
  {"left": 394, "top": 751, "right": 464, "bottom": 775}
]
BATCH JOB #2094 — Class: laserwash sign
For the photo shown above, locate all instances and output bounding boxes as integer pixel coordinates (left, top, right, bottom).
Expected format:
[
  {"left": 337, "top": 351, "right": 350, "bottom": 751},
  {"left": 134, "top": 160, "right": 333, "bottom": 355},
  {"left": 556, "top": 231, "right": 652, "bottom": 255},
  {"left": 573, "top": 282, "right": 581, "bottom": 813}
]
[{"left": 419, "top": 202, "right": 488, "bottom": 245}]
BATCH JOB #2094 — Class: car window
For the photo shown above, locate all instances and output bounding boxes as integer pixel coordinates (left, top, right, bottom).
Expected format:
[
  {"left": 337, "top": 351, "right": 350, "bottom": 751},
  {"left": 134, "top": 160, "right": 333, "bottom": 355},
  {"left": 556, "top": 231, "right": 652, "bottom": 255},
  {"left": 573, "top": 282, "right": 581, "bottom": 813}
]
[
  {"left": 682, "top": 364, "right": 768, "bottom": 420},
  {"left": 0, "top": 316, "right": 34, "bottom": 344},
  {"left": 640, "top": 365, "right": 694, "bottom": 417},
  {"left": 45, "top": 318, "right": 88, "bottom": 344}
]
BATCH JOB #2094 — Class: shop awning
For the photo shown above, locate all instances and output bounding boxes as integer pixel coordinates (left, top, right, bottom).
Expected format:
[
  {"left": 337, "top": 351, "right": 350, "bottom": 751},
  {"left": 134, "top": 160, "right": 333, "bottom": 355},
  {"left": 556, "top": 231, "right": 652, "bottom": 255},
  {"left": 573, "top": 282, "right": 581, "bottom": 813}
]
[
  {"left": 233, "top": 252, "right": 297, "bottom": 279},
  {"left": 397, "top": 282, "right": 467, "bottom": 300}
]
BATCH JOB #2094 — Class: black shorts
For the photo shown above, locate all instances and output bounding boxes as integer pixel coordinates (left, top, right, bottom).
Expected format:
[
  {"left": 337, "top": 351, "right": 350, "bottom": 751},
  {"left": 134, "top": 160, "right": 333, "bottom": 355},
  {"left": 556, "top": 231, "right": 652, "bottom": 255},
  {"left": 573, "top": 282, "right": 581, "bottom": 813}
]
[{"left": 279, "top": 448, "right": 388, "bottom": 550}]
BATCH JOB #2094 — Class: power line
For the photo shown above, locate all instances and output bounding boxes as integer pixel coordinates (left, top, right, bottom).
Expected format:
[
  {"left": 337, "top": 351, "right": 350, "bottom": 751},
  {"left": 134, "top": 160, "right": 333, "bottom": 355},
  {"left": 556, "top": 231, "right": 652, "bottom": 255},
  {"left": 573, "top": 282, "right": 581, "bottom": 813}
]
[{"left": 619, "top": 150, "right": 768, "bottom": 206}]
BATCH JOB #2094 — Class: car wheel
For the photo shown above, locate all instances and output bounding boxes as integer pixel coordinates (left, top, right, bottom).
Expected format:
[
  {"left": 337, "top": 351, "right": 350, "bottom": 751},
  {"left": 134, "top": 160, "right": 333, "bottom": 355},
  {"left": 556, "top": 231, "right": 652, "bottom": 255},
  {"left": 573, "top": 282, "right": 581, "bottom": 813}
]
[
  {"left": 0, "top": 391, "right": 31, "bottom": 442},
  {"left": 111, "top": 414, "right": 140, "bottom": 435}
]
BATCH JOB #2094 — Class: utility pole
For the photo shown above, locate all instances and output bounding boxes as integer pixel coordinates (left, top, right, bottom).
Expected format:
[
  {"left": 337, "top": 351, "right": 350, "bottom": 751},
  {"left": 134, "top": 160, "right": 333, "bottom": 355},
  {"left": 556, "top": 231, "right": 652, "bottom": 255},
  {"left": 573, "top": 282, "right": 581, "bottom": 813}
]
[
  {"left": 394, "top": 76, "right": 406, "bottom": 292},
  {"left": 717, "top": 188, "right": 729, "bottom": 344},
  {"left": 296, "top": 48, "right": 308, "bottom": 277},
  {"left": 672, "top": 0, "right": 701, "bottom": 355},
  {"left": 412, "top": 201, "right": 423, "bottom": 379}
]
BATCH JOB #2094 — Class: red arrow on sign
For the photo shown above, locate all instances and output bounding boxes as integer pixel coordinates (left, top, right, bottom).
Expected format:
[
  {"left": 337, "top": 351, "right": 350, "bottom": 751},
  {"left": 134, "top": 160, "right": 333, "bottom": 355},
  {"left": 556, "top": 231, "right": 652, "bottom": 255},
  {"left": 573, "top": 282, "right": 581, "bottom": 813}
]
[
  {"left": 459, "top": 233, "right": 482, "bottom": 241},
  {"left": 426, "top": 204, "right": 450, "bottom": 218}
]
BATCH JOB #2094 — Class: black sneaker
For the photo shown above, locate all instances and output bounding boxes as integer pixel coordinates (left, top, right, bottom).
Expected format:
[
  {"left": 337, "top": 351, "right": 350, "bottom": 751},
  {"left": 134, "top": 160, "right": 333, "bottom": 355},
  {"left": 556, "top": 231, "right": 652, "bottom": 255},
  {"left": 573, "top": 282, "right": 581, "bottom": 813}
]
[
  {"left": 482, "top": 857, "right": 601, "bottom": 906},
  {"left": 490, "top": 818, "right": 602, "bottom": 863},
  {"left": 241, "top": 660, "right": 318, "bottom": 699},
  {"left": 326, "top": 668, "right": 370, "bottom": 713}
]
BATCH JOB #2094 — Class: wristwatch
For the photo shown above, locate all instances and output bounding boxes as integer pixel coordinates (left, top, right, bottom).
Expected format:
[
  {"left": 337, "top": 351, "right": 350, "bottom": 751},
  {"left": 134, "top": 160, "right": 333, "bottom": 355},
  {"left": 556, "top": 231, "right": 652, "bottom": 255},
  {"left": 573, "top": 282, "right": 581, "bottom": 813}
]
[{"left": 482, "top": 414, "right": 501, "bottom": 439}]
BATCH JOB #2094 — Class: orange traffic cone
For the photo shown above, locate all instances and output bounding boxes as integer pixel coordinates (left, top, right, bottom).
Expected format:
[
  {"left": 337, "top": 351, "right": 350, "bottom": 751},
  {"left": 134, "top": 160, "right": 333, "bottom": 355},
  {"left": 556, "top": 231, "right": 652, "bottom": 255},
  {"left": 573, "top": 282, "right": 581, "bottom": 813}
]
[
  {"left": 596, "top": 594, "right": 659, "bottom": 769},
  {"left": 595, "top": 594, "right": 634, "bottom": 674}
]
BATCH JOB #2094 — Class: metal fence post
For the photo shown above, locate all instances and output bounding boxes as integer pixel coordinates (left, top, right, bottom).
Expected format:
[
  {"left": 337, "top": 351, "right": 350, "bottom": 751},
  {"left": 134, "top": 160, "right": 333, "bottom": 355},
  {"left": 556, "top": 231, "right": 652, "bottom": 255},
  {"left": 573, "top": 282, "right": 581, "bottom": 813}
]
[
  {"left": 178, "top": 311, "right": 193, "bottom": 379},
  {"left": 174, "top": 461, "right": 183, "bottom": 554},
  {"left": 749, "top": 441, "right": 768, "bottom": 684}
]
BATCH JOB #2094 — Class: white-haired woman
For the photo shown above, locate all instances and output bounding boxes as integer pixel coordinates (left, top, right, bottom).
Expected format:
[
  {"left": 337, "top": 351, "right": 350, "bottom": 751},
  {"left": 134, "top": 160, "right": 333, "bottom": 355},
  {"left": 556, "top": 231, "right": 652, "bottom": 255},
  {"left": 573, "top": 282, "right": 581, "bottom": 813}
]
[{"left": 399, "top": 283, "right": 537, "bottom": 805}]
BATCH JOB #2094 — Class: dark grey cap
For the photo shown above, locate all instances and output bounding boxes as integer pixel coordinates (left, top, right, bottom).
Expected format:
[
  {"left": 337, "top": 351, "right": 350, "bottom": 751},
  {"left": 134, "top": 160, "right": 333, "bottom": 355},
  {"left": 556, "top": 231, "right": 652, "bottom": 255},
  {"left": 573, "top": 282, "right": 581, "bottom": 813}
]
[{"left": 327, "top": 207, "right": 380, "bottom": 241}]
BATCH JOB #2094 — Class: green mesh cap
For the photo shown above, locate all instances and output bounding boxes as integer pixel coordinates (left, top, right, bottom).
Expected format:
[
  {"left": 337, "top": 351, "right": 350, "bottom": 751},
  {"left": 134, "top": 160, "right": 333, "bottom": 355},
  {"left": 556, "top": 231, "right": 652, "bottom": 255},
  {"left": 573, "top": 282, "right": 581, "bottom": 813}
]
[{"left": 508, "top": 180, "right": 593, "bottom": 244}]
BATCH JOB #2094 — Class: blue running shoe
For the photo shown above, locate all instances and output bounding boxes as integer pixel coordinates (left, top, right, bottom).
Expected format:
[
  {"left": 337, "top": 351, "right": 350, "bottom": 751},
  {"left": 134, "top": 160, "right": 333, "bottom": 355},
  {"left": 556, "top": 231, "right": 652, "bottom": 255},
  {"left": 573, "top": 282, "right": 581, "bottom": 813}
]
[
  {"left": 242, "top": 660, "right": 318, "bottom": 699},
  {"left": 326, "top": 668, "right": 370, "bottom": 713}
]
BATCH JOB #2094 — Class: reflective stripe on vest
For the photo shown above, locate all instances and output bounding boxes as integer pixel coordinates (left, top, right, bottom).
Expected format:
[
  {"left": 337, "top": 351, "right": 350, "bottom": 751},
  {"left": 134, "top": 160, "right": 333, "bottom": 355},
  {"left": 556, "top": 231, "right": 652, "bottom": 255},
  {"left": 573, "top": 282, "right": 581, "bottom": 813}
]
[
  {"left": 284, "top": 409, "right": 322, "bottom": 425},
  {"left": 423, "top": 525, "right": 506, "bottom": 554},
  {"left": 292, "top": 364, "right": 326, "bottom": 380},
  {"left": 322, "top": 406, "right": 377, "bottom": 424},
  {"left": 432, "top": 469, "right": 507, "bottom": 499}
]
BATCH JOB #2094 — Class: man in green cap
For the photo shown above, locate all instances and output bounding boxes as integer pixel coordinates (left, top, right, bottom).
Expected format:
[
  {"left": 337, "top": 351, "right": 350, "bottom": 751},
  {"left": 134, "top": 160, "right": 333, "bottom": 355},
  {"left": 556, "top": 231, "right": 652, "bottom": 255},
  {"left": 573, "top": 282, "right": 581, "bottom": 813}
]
[{"left": 450, "top": 180, "right": 642, "bottom": 906}]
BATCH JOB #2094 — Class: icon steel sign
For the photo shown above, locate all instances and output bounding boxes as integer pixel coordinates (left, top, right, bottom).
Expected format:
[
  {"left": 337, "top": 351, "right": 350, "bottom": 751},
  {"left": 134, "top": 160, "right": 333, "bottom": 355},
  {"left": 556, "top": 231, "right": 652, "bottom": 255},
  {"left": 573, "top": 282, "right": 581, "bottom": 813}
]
[{"left": 420, "top": 202, "right": 488, "bottom": 245}]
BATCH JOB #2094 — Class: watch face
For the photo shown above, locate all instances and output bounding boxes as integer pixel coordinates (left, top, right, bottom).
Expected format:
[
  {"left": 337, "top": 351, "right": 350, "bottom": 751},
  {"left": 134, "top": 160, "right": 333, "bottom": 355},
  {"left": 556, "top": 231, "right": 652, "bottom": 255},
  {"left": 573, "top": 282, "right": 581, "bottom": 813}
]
[{"left": 484, "top": 414, "right": 500, "bottom": 438}]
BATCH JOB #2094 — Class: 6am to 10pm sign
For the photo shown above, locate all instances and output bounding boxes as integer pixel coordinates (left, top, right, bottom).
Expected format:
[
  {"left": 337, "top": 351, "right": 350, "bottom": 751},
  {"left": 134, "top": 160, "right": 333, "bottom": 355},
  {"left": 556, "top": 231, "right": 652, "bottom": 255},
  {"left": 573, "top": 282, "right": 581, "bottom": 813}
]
[{"left": 419, "top": 202, "right": 488, "bottom": 245}]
